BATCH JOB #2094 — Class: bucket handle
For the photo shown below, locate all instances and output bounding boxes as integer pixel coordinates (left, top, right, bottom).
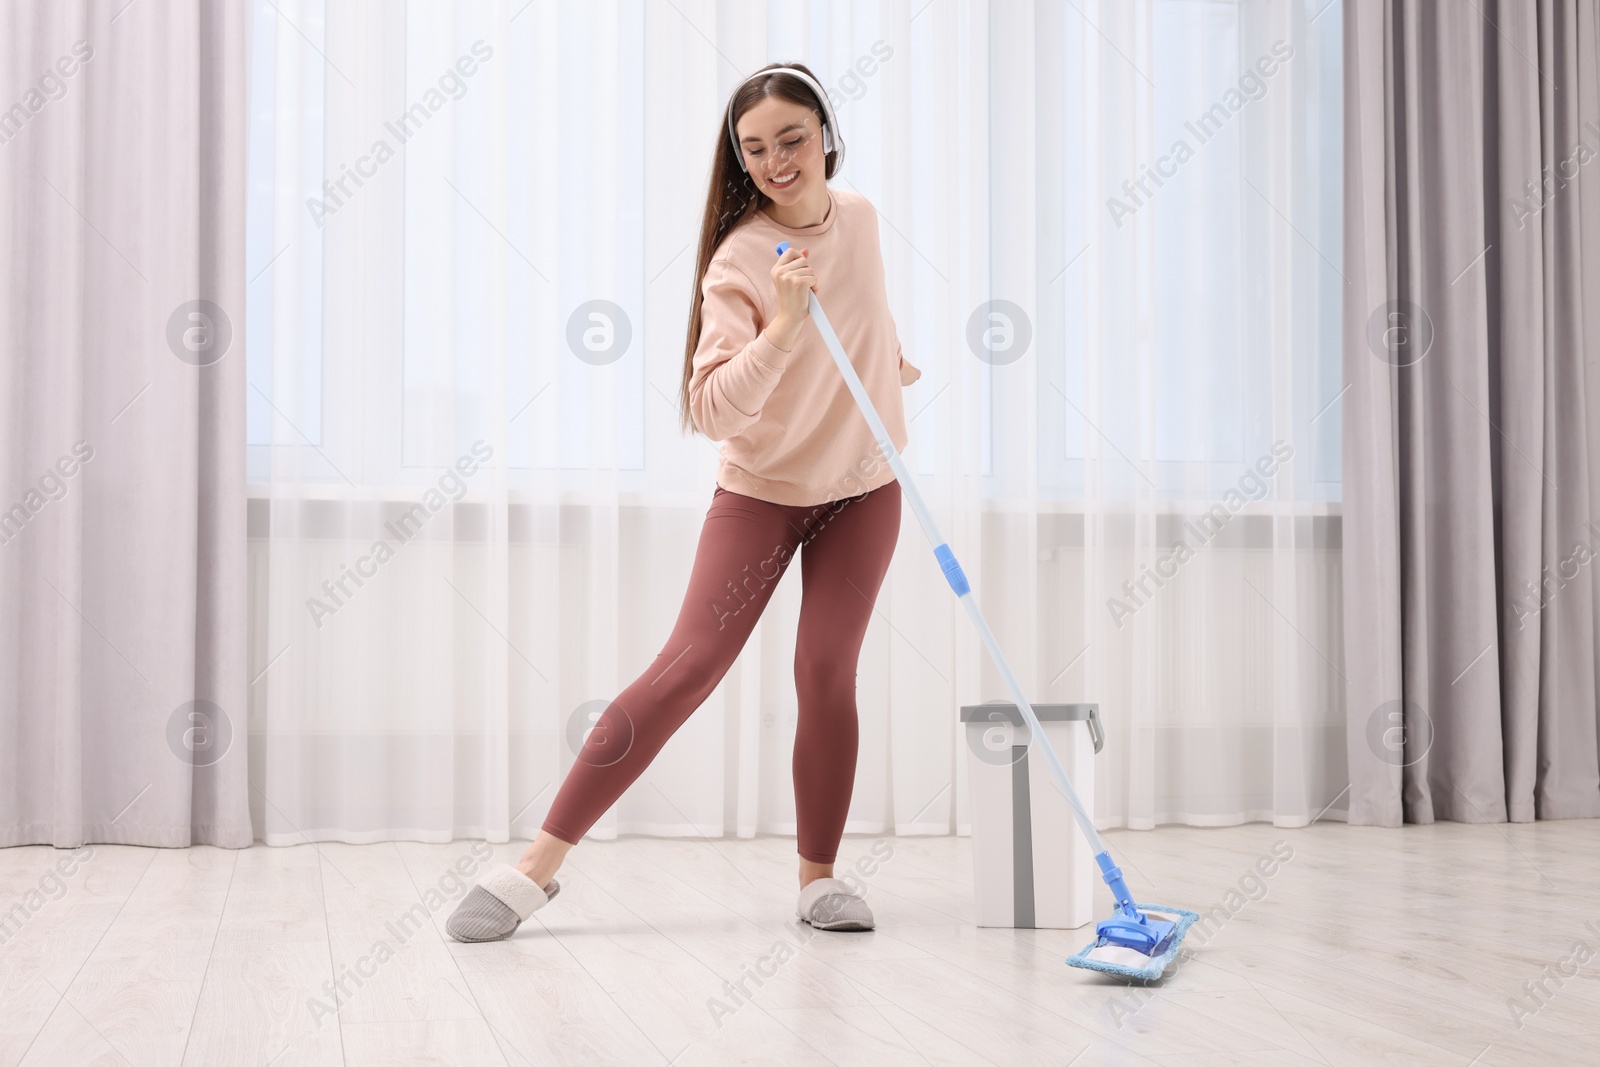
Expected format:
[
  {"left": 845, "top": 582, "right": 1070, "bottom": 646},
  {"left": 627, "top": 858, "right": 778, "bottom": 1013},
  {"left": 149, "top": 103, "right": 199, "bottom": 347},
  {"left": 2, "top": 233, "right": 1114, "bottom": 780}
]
[{"left": 1086, "top": 706, "right": 1104, "bottom": 755}]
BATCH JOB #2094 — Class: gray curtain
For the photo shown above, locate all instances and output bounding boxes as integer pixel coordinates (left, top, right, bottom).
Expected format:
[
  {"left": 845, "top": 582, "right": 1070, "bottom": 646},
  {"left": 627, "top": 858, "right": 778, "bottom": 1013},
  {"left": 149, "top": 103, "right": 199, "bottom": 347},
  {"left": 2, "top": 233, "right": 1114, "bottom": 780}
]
[
  {"left": 0, "top": 3, "right": 250, "bottom": 846},
  {"left": 1343, "top": 0, "right": 1600, "bottom": 825}
]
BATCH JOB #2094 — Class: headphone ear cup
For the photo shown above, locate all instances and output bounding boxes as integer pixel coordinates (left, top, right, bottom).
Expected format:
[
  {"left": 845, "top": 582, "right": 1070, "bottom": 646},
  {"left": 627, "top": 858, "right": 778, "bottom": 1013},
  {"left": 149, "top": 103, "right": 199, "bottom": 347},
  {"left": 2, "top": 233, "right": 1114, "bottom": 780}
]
[{"left": 822, "top": 125, "right": 835, "bottom": 153}]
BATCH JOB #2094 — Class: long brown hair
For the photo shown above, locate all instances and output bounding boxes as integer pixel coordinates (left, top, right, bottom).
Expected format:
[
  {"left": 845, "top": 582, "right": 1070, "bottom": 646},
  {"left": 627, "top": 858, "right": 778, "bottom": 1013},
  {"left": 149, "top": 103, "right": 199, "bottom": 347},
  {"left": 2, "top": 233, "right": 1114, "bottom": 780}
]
[{"left": 677, "top": 62, "right": 840, "bottom": 435}]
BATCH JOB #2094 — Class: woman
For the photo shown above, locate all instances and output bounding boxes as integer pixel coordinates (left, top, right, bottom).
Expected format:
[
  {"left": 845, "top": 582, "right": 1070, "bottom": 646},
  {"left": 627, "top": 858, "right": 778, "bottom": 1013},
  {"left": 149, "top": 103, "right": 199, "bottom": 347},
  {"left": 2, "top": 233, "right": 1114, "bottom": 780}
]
[{"left": 448, "top": 62, "right": 921, "bottom": 943}]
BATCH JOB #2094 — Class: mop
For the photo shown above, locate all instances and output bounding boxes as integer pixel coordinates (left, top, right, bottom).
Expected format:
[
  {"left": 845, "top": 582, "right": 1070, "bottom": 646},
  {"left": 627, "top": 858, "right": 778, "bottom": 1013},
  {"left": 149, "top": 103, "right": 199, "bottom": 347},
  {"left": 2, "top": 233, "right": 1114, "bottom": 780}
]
[{"left": 774, "top": 242, "right": 1197, "bottom": 981}]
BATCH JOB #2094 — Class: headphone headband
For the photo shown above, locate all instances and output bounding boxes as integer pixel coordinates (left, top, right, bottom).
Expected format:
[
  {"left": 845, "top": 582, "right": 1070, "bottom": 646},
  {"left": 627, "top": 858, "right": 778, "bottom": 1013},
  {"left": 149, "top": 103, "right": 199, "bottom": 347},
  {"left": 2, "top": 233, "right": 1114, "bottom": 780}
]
[{"left": 725, "top": 66, "right": 845, "bottom": 175}]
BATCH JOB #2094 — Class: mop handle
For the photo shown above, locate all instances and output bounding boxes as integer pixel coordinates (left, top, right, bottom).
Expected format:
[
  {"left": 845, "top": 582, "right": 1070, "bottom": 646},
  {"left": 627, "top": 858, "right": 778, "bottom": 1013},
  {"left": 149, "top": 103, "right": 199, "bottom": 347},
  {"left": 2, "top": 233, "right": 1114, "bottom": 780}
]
[{"left": 773, "top": 242, "right": 1108, "bottom": 860}]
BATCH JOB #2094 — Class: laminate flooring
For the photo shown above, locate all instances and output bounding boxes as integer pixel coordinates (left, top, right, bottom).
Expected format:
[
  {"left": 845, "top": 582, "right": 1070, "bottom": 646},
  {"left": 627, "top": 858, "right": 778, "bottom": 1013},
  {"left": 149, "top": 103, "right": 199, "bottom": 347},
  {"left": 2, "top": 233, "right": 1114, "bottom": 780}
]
[{"left": 2, "top": 820, "right": 1597, "bottom": 1065}]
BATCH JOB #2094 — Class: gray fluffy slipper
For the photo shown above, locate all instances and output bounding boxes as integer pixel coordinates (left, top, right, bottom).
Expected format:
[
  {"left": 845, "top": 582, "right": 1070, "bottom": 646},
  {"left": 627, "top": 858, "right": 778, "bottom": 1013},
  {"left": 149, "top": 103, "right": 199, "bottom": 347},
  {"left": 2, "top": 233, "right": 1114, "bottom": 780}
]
[
  {"left": 446, "top": 864, "right": 560, "bottom": 943},
  {"left": 796, "top": 877, "right": 875, "bottom": 932}
]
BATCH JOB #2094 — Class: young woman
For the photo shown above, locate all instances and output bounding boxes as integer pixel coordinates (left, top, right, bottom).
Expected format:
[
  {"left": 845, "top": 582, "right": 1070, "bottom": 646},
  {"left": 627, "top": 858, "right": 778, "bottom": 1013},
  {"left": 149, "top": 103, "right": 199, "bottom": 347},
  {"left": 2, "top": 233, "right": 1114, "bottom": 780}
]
[{"left": 447, "top": 62, "right": 920, "bottom": 943}]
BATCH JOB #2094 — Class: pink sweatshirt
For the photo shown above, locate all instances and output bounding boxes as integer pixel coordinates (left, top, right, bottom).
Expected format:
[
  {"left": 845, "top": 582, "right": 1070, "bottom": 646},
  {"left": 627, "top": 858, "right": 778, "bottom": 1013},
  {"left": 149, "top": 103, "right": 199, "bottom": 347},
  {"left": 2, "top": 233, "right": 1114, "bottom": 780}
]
[{"left": 688, "top": 187, "right": 922, "bottom": 507}]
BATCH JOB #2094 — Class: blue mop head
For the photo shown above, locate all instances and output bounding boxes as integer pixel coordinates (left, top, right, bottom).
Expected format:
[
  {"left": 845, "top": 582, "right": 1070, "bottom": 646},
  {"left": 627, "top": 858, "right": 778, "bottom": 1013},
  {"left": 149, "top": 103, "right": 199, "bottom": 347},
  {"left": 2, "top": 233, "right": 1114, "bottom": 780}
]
[{"left": 1065, "top": 904, "right": 1200, "bottom": 982}]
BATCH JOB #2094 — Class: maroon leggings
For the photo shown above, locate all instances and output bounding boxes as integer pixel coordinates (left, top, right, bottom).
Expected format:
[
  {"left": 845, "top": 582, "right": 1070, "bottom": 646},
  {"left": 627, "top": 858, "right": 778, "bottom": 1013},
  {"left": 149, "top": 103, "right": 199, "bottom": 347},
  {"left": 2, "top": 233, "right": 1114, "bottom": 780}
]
[{"left": 541, "top": 478, "right": 903, "bottom": 864}]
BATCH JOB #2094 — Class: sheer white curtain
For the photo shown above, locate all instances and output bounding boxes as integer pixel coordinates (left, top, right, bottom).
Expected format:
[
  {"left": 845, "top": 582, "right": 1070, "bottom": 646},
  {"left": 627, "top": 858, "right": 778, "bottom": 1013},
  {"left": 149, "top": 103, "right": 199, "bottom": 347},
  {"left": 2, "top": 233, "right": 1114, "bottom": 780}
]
[{"left": 245, "top": 0, "right": 1345, "bottom": 847}]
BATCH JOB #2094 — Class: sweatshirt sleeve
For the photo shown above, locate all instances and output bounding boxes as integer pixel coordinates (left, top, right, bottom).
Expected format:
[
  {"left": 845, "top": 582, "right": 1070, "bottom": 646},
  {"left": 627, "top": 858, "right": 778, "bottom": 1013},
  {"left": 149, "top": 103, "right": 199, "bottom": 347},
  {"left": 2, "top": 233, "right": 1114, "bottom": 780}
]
[{"left": 688, "top": 258, "right": 794, "bottom": 441}]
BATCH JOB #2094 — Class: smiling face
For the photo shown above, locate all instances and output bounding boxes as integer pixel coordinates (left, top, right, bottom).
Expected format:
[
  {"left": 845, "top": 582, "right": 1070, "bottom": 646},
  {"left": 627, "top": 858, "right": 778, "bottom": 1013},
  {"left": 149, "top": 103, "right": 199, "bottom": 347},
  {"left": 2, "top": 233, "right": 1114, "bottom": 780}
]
[{"left": 735, "top": 96, "right": 829, "bottom": 204}]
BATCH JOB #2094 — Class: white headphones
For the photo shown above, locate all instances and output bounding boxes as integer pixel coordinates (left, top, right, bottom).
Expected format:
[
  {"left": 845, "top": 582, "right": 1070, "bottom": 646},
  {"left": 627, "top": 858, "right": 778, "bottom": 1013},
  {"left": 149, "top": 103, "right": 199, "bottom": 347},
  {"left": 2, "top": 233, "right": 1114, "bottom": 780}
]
[{"left": 726, "top": 66, "right": 845, "bottom": 174}]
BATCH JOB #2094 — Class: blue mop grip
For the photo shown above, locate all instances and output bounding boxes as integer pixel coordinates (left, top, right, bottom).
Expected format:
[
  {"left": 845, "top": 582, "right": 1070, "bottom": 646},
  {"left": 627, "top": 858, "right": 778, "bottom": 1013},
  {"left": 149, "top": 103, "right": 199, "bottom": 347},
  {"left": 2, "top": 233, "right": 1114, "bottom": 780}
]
[{"left": 934, "top": 544, "right": 970, "bottom": 596}]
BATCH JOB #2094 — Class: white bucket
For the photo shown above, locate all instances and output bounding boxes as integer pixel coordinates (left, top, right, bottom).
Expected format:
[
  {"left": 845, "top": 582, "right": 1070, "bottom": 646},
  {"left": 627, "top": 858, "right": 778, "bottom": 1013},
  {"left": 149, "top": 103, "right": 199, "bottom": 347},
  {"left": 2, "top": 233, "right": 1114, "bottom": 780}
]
[{"left": 960, "top": 701, "right": 1101, "bottom": 930}]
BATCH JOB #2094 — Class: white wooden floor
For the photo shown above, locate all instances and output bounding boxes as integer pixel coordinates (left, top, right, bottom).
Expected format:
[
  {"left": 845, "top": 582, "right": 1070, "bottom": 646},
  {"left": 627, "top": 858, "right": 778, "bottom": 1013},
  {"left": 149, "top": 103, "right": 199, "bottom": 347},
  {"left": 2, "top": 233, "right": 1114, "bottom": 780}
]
[{"left": 2, "top": 820, "right": 1598, "bottom": 1066}]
